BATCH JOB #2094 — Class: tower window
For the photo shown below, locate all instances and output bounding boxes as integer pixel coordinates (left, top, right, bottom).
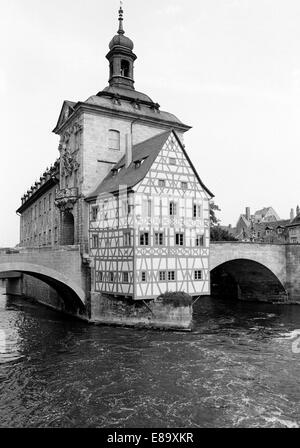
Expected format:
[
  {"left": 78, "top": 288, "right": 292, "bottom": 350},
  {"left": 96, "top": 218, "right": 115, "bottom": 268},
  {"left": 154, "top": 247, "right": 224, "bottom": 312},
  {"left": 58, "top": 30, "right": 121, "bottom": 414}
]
[
  {"left": 108, "top": 130, "right": 120, "bottom": 151},
  {"left": 120, "top": 59, "right": 130, "bottom": 77}
]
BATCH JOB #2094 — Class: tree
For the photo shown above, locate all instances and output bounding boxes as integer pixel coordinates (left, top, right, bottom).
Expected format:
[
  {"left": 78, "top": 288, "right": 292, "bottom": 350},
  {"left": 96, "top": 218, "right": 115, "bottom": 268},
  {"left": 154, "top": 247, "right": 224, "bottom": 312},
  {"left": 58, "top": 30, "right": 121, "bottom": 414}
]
[
  {"left": 209, "top": 201, "right": 238, "bottom": 241},
  {"left": 209, "top": 201, "right": 221, "bottom": 227},
  {"left": 210, "top": 226, "right": 238, "bottom": 242}
]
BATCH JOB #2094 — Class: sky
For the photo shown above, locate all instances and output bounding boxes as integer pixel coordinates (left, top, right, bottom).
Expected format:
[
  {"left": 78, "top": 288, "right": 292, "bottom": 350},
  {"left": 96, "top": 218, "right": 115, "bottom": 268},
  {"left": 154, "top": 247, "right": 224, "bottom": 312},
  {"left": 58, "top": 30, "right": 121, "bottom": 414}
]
[{"left": 0, "top": 0, "right": 300, "bottom": 246}]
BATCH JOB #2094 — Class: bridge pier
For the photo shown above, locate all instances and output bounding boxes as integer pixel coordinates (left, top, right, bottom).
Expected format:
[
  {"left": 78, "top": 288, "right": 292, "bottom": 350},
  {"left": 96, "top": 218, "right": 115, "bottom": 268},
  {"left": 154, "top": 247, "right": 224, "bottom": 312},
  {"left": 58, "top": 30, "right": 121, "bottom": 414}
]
[
  {"left": 286, "top": 245, "right": 300, "bottom": 302},
  {"left": 6, "top": 276, "right": 23, "bottom": 296},
  {"left": 90, "top": 293, "right": 192, "bottom": 331}
]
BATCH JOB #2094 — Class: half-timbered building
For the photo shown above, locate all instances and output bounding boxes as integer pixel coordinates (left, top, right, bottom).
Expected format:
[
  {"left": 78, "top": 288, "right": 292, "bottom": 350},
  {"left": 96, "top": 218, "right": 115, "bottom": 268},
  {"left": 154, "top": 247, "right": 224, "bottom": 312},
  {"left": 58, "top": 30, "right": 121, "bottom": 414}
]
[{"left": 87, "top": 128, "right": 212, "bottom": 300}]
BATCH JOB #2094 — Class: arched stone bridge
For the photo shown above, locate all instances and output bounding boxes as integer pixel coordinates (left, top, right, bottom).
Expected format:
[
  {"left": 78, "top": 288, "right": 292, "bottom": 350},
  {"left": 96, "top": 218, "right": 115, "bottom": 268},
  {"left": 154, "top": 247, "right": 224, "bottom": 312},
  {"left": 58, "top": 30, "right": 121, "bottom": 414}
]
[
  {"left": 210, "top": 242, "right": 300, "bottom": 303},
  {"left": 0, "top": 243, "right": 299, "bottom": 323},
  {"left": 0, "top": 246, "right": 91, "bottom": 318}
]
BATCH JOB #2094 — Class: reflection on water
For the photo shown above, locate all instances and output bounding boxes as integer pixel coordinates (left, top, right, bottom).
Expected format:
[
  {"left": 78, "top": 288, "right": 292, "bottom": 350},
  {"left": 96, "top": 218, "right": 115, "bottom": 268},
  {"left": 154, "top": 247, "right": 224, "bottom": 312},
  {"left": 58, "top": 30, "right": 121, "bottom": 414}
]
[{"left": 0, "top": 286, "right": 299, "bottom": 428}]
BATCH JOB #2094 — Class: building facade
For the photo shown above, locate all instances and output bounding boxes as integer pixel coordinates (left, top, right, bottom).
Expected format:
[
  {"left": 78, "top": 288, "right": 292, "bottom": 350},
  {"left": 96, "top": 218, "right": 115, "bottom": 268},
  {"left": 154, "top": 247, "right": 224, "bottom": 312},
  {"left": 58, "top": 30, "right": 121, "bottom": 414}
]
[
  {"left": 287, "top": 213, "right": 300, "bottom": 243},
  {"left": 87, "top": 130, "right": 211, "bottom": 300},
  {"left": 16, "top": 6, "right": 213, "bottom": 306}
]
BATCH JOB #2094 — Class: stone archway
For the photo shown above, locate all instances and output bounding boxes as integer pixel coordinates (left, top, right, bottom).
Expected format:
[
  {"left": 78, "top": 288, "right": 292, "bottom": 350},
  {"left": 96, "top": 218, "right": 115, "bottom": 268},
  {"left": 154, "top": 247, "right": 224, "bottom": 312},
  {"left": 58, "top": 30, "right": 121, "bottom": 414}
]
[{"left": 210, "top": 258, "right": 288, "bottom": 303}]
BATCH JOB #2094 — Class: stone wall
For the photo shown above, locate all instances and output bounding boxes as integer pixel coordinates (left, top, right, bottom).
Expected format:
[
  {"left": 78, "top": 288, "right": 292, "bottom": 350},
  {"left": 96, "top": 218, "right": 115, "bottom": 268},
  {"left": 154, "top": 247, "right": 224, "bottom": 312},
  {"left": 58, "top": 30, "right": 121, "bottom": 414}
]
[
  {"left": 90, "top": 293, "right": 192, "bottom": 330},
  {"left": 286, "top": 244, "right": 300, "bottom": 302}
]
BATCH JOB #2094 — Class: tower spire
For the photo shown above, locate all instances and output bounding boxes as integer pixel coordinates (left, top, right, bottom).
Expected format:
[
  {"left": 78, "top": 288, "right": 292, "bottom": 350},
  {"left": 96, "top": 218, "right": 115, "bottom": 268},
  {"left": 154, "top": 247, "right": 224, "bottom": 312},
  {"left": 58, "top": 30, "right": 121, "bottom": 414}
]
[{"left": 118, "top": 1, "right": 125, "bottom": 35}]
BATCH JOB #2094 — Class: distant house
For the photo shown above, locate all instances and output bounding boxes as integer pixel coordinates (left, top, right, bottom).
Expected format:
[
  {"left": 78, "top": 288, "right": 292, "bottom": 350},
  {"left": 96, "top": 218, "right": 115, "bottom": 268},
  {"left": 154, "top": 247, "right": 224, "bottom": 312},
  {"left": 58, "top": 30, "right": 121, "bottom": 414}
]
[
  {"left": 227, "top": 206, "right": 293, "bottom": 243},
  {"left": 286, "top": 213, "right": 300, "bottom": 243},
  {"left": 253, "top": 207, "right": 280, "bottom": 223}
]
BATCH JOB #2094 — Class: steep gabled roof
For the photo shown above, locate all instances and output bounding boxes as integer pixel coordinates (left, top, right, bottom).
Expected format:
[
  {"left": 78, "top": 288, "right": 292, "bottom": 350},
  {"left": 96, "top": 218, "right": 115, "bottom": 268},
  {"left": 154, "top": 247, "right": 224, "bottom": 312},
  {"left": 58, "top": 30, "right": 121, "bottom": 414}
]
[{"left": 86, "top": 130, "right": 213, "bottom": 200}]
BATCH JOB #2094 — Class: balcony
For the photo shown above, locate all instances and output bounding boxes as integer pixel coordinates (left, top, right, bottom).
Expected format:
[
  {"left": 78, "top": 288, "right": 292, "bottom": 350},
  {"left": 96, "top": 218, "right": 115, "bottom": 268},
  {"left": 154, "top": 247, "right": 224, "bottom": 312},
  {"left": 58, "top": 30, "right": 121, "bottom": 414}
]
[{"left": 55, "top": 187, "right": 79, "bottom": 211}]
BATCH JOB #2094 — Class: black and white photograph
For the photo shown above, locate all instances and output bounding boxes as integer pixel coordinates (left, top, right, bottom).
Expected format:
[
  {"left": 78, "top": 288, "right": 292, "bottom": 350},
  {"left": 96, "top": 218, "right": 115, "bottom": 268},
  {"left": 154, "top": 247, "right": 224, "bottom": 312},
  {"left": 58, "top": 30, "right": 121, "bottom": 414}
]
[{"left": 0, "top": 0, "right": 299, "bottom": 432}]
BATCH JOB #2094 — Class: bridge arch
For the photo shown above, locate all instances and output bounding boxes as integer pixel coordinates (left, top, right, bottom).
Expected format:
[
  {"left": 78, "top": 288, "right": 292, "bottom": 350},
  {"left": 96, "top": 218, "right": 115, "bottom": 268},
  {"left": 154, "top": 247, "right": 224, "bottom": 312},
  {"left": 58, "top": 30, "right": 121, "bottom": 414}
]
[
  {"left": 0, "top": 262, "right": 86, "bottom": 312},
  {"left": 210, "top": 258, "right": 288, "bottom": 303}
]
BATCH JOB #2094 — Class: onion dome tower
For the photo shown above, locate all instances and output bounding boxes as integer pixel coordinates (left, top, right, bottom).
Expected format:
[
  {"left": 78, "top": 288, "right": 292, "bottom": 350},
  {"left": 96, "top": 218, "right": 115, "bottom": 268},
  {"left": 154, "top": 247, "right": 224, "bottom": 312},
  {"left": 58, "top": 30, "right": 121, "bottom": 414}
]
[{"left": 106, "top": 4, "right": 137, "bottom": 90}]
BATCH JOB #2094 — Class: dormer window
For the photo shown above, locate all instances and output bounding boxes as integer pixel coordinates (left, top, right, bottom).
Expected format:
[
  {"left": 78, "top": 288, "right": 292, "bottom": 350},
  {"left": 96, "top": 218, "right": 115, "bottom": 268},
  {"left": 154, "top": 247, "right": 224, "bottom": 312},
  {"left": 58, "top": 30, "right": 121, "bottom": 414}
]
[
  {"left": 111, "top": 168, "right": 118, "bottom": 176},
  {"left": 134, "top": 160, "right": 141, "bottom": 169}
]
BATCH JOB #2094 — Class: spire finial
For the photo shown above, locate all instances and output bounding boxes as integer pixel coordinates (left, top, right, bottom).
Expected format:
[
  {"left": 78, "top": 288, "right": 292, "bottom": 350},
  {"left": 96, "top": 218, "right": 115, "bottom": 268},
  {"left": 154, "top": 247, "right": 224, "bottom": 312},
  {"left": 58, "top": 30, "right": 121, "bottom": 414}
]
[{"left": 118, "top": 1, "right": 125, "bottom": 35}]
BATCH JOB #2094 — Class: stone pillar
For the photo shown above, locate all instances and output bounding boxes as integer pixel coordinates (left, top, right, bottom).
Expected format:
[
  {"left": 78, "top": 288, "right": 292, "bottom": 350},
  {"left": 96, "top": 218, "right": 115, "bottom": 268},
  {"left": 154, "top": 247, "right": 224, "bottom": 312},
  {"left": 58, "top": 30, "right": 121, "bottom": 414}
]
[{"left": 6, "top": 276, "right": 23, "bottom": 296}]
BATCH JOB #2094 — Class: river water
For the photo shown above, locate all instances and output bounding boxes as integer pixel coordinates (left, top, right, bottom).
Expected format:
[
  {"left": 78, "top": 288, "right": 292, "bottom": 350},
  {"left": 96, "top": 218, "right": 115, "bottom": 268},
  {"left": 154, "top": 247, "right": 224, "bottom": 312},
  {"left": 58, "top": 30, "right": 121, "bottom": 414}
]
[{"left": 0, "top": 286, "right": 299, "bottom": 428}]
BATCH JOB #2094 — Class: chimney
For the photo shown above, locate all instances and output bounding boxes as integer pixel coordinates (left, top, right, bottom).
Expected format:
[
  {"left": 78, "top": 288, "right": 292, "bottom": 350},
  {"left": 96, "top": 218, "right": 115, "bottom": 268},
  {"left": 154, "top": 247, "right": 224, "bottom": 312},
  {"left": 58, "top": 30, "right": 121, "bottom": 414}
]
[
  {"left": 297, "top": 205, "right": 300, "bottom": 216},
  {"left": 125, "top": 134, "right": 132, "bottom": 168},
  {"left": 245, "top": 207, "right": 251, "bottom": 221},
  {"left": 290, "top": 208, "right": 295, "bottom": 221}
]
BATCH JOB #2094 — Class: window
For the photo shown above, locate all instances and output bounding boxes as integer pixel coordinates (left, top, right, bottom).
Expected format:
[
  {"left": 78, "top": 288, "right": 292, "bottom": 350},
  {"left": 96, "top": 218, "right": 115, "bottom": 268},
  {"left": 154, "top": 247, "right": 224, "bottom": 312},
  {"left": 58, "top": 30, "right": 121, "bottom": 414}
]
[
  {"left": 141, "top": 271, "right": 147, "bottom": 282},
  {"left": 91, "top": 206, "right": 98, "bottom": 221},
  {"left": 54, "top": 227, "right": 58, "bottom": 243},
  {"left": 124, "top": 231, "right": 131, "bottom": 246},
  {"left": 196, "top": 235, "right": 204, "bottom": 247},
  {"left": 43, "top": 231, "right": 46, "bottom": 246},
  {"left": 108, "top": 130, "right": 120, "bottom": 151},
  {"left": 193, "top": 203, "right": 202, "bottom": 218},
  {"left": 175, "top": 233, "right": 184, "bottom": 246},
  {"left": 34, "top": 205, "right": 37, "bottom": 219},
  {"left": 154, "top": 232, "right": 164, "bottom": 246},
  {"left": 168, "top": 271, "right": 176, "bottom": 281},
  {"left": 142, "top": 199, "right": 152, "bottom": 217},
  {"left": 92, "top": 234, "right": 99, "bottom": 248},
  {"left": 48, "top": 229, "right": 52, "bottom": 244},
  {"left": 39, "top": 201, "right": 42, "bottom": 216},
  {"left": 140, "top": 232, "right": 149, "bottom": 246},
  {"left": 158, "top": 179, "right": 165, "bottom": 188},
  {"left": 44, "top": 197, "right": 46, "bottom": 213},
  {"left": 169, "top": 158, "right": 176, "bottom": 165},
  {"left": 159, "top": 271, "right": 166, "bottom": 281},
  {"left": 170, "top": 201, "right": 177, "bottom": 216},
  {"left": 96, "top": 271, "right": 103, "bottom": 282},
  {"left": 194, "top": 270, "right": 202, "bottom": 280},
  {"left": 120, "top": 59, "right": 130, "bottom": 77},
  {"left": 181, "top": 182, "right": 188, "bottom": 190},
  {"left": 49, "top": 193, "right": 52, "bottom": 211},
  {"left": 108, "top": 272, "right": 115, "bottom": 283},
  {"left": 123, "top": 272, "right": 129, "bottom": 283}
]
